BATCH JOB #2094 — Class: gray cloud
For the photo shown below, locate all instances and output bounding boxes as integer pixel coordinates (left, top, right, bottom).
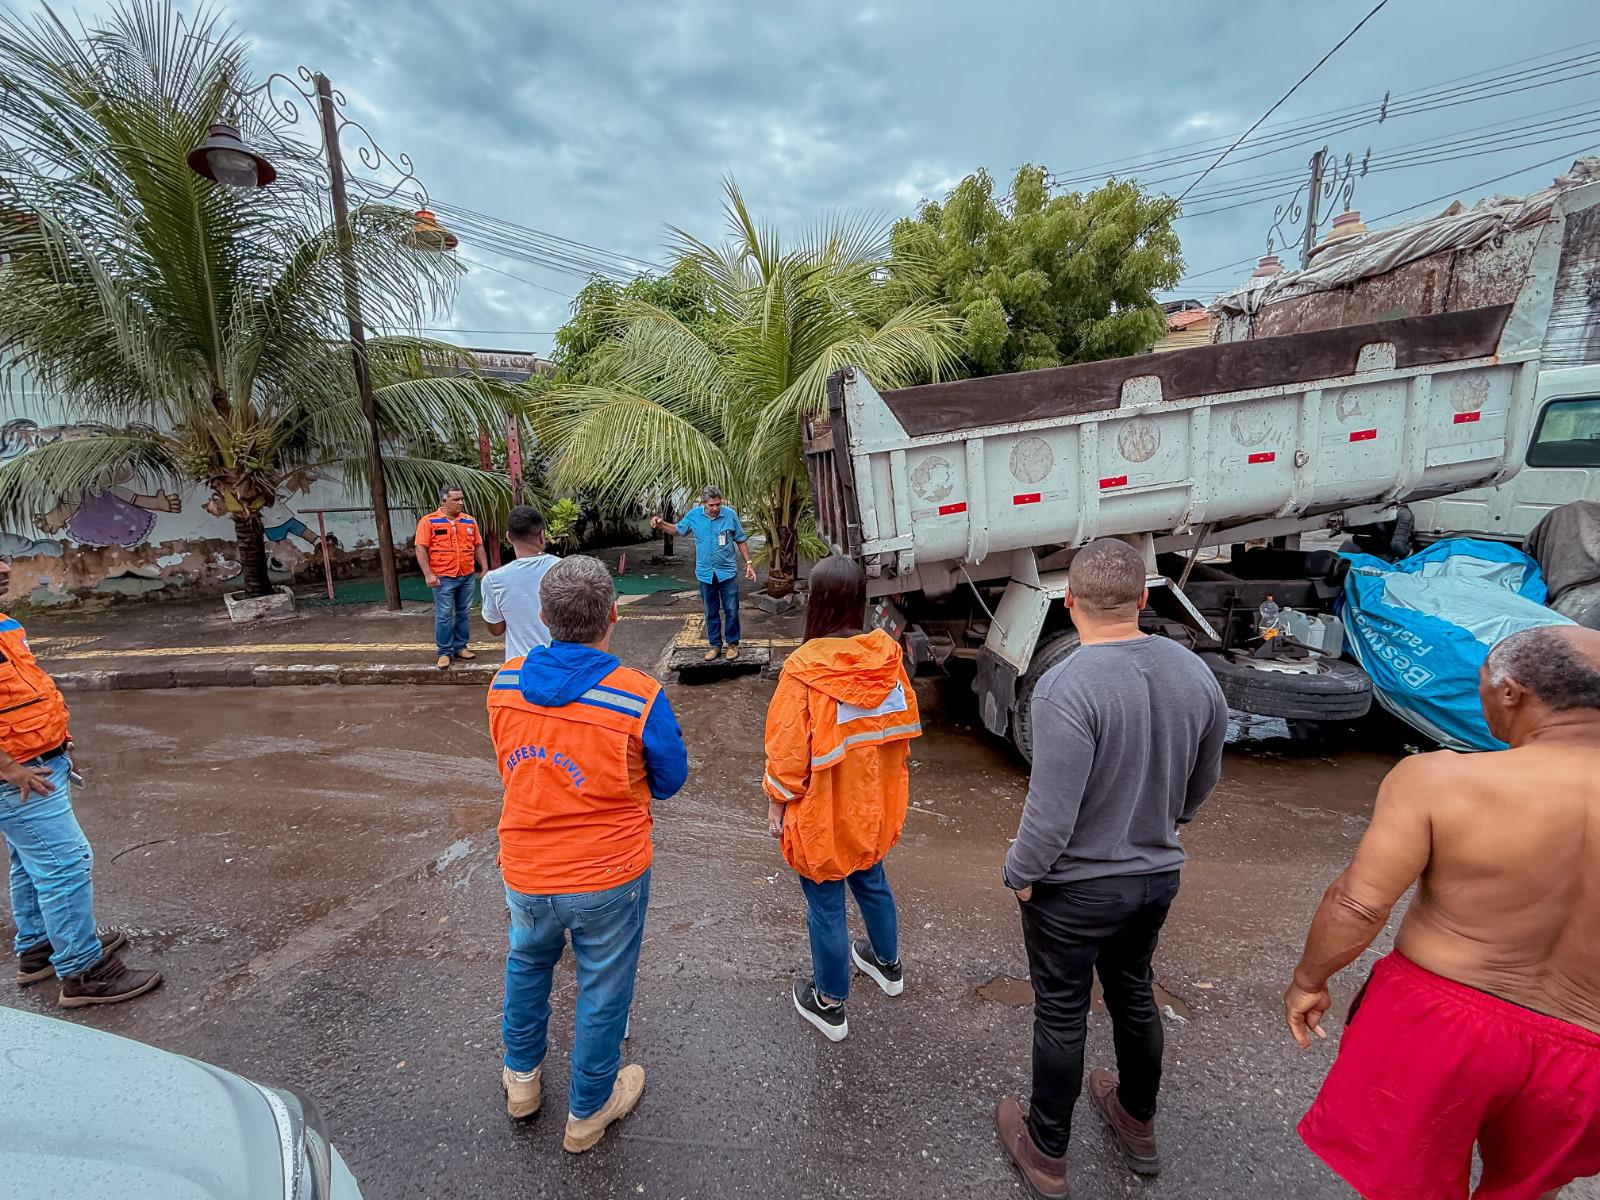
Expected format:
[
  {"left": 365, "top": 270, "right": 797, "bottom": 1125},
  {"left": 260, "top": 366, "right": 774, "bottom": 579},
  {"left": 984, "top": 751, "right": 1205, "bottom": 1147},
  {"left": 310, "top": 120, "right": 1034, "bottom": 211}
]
[{"left": 42, "top": 0, "right": 1600, "bottom": 353}]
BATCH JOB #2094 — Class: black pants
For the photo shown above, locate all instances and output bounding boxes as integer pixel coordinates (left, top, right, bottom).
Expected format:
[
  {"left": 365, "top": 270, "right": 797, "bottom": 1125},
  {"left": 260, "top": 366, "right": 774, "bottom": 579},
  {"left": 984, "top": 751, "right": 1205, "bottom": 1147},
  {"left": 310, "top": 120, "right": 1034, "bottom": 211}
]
[{"left": 1018, "top": 870, "right": 1181, "bottom": 1158}]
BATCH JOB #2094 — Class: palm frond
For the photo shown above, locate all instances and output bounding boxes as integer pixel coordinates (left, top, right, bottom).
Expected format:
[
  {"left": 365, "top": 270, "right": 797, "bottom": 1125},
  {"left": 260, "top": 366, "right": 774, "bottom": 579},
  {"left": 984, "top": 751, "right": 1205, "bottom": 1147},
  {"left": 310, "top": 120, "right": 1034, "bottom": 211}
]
[{"left": 0, "top": 427, "right": 182, "bottom": 529}]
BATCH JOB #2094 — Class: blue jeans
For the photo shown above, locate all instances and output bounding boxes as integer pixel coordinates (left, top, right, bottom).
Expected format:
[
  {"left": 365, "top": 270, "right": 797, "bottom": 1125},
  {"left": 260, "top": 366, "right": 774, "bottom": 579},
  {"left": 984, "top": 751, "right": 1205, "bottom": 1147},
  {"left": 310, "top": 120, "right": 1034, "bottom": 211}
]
[
  {"left": 799, "top": 860, "right": 898, "bottom": 1003},
  {"left": 699, "top": 575, "right": 741, "bottom": 647},
  {"left": 0, "top": 755, "right": 102, "bottom": 977},
  {"left": 503, "top": 868, "right": 650, "bottom": 1119},
  {"left": 432, "top": 573, "right": 475, "bottom": 656}
]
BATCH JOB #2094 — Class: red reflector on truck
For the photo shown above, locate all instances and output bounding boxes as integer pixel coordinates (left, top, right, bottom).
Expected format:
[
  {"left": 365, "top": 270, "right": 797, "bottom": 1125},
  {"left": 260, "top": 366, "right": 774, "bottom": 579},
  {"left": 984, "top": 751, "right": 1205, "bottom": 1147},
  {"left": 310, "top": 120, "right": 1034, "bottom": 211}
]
[
  {"left": 937, "top": 502, "right": 967, "bottom": 515},
  {"left": 1098, "top": 476, "right": 1128, "bottom": 490},
  {"left": 1453, "top": 411, "right": 1482, "bottom": 424},
  {"left": 1248, "top": 452, "right": 1276, "bottom": 464},
  {"left": 1013, "top": 493, "right": 1041, "bottom": 505},
  {"left": 1349, "top": 428, "right": 1378, "bottom": 442}
]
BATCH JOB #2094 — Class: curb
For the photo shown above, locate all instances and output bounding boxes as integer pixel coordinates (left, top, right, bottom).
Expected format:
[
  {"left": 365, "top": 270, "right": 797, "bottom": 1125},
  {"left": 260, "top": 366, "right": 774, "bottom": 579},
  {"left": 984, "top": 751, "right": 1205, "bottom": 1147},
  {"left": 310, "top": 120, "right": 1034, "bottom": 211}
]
[{"left": 54, "top": 661, "right": 499, "bottom": 692}]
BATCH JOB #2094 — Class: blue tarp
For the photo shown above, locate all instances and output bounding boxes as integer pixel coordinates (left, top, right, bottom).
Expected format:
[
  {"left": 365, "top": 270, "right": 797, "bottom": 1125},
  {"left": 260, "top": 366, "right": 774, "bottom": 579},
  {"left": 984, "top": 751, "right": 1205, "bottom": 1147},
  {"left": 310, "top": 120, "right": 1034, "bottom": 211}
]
[{"left": 1340, "top": 538, "right": 1573, "bottom": 750}]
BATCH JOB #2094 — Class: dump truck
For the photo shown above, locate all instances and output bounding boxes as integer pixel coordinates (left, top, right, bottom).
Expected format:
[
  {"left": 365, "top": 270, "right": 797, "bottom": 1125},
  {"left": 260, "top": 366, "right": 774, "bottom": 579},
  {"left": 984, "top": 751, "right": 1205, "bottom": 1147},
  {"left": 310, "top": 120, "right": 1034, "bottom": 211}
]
[{"left": 803, "top": 183, "right": 1600, "bottom": 758}]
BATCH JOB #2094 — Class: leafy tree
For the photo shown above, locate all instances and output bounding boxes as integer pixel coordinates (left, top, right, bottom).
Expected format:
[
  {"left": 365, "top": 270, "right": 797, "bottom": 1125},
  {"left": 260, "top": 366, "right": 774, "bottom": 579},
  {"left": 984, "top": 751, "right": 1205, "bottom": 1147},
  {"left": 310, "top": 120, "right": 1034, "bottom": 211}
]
[
  {"left": 0, "top": 1, "right": 520, "bottom": 596},
  {"left": 536, "top": 181, "right": 960, "bottom": 593},
  {"left": 552, "top": 261, "right": 720, "bottom": 384},
  {"left": 886, "top": 165, "right": 1183, "bottom": 378}
]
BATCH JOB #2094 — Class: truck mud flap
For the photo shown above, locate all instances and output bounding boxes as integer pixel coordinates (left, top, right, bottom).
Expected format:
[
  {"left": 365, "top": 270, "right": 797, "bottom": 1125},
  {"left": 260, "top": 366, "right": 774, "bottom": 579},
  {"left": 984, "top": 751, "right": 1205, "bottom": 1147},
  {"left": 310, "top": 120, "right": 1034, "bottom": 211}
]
[
  {"left": 973, "top": 646, "right": 1018, "bottom": 738},
  {"left": 1200, "top": 653, "right": 1372, "bottom": 722}
]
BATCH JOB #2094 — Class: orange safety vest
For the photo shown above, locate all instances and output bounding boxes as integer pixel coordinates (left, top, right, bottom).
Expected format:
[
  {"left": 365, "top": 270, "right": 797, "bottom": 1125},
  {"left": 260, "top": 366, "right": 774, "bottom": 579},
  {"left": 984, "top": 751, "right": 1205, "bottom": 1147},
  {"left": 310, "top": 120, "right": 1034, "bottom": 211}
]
[
  {"left": 416, "top": 509, "right": 481, "bottom": 577},
  {"left": 0, "top": 614, "right": 70, "bottom": 764},
  {"left": 488, "top": 658, "right": 663, "bottom": 894},
  {"left": 762, "top": 629, "right": 922, "bottom": 882}
]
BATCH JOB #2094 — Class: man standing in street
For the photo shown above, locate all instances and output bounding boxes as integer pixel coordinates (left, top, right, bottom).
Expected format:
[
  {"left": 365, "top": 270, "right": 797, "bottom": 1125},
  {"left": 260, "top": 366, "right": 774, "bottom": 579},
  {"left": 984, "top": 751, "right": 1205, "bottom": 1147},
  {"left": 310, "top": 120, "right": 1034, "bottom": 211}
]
[
  {"left": 0, "top": 557, "right": 162, "bottom": 1008},
  {"left": 997, "top": 538, "right": 1228, "bottom": 1200},
  {"left": 415, "top": 486, "right": 488, "bottom": 670},
  {"left": 1288, "top": 623, "right": 1600, "bottom": 1200},
  {"left": 488, "top": 555, "right": 688, "bottom": 1153},
  {"left": 650, "top": 486, "right": 756, "bottom": 661},
  {"left": 481, "top": 505, "right": 558, "bottom": 662}
]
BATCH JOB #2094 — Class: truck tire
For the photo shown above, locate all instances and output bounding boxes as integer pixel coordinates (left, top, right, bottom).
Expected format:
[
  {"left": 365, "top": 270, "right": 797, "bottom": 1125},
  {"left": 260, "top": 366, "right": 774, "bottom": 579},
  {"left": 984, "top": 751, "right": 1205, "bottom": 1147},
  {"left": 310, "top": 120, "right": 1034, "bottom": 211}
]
[
  {"left": 1201, "top": 652, "right": 1372, "bottom": 722},
  {"left": 1010, "top": 631, "right": 1082, "bottom": 764}
]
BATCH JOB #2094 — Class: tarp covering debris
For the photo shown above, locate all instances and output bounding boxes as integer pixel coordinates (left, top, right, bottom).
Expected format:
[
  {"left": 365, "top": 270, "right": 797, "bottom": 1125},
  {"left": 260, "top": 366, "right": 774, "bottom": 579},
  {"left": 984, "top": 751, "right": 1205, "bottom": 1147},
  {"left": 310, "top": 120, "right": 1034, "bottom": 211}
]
[
  {"left": 1527, "top": 500, "right": 1600, "bottom": 629},
  {"left": 1341, "top": 539, "right": 1572, "bottom": 750}
]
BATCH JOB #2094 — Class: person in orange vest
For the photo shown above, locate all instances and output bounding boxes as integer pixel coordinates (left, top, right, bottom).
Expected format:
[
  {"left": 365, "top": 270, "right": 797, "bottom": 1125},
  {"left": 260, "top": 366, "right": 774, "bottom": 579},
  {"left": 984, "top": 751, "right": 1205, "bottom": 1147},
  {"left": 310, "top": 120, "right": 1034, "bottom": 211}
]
[
  {"left": 762, "top": 554, "right": 921, "bottom": 1041},
  {"left": 487, "top": 554, "right": 688, "bottom": 1152},
  {"left": 415, "top": 485, "right": 488, "bottom": 670},
  {"left": 0, "top": 557, "right": 162, "bottom": 1007}
]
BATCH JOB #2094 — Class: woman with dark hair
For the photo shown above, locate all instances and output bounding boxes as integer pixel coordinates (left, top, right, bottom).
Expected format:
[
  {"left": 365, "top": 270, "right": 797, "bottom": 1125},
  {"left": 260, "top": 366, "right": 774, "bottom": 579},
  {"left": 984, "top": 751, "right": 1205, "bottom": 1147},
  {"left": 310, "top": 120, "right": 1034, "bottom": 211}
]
[{"left": 762, "top": 555, "right": 922, "bottom": 1040}]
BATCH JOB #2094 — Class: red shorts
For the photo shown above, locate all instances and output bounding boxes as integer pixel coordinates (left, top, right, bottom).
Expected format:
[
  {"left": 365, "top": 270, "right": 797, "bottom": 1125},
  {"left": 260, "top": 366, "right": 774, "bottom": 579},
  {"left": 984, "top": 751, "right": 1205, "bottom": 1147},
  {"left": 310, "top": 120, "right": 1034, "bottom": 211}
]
[{"left": 1300, "top": 952, "right": 1600, "bottom": 1200}]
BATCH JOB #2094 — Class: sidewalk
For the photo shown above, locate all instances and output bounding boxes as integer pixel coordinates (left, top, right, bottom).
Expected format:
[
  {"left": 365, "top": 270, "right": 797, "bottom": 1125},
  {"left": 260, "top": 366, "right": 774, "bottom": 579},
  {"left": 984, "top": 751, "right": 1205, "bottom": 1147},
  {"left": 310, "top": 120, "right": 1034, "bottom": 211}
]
[{"left": 27, "top": 565, "right": 804, "bottom": 691}]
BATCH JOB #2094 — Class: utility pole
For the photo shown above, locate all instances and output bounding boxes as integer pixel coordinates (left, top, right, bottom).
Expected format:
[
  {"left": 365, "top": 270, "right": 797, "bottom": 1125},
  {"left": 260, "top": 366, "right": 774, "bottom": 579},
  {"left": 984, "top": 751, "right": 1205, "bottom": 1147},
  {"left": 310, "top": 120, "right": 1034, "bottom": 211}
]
[
  {"left": 1300, "top": 147, "right": 1328, "bottom": 269},
  {"left": 315, "top": 72, "right": 402, "bottom": 611}
]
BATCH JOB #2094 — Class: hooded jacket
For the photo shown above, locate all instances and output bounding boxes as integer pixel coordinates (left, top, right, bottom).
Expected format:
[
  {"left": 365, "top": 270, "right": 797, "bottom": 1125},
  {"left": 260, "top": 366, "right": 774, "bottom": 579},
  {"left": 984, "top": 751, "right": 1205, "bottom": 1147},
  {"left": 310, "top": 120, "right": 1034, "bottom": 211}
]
[
  {"left": 488, "top": 641, "right": 687, "bottom": 895},
  {"left": 762, "top": 629, "right": 921, "bottom": 882}
]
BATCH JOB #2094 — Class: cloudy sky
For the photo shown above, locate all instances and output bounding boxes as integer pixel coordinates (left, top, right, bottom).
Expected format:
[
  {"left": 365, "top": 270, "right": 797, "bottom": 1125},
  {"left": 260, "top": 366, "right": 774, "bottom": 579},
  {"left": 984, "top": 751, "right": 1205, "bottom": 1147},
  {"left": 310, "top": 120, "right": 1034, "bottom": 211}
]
[{"left": 47, "top": 0, "right": 1600, "bottom": 357}]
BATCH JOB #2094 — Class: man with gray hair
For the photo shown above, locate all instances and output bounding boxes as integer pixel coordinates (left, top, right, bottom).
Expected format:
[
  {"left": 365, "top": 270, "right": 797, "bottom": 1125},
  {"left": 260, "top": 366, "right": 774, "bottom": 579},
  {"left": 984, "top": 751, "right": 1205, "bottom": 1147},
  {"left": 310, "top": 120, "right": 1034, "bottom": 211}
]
[
  {"left": 998, "top": 538, "right": 1227, "bottom": 1199},
  {"left": 487, "top": 555, "right": 688, "bottom": 1153},
  {"left": 650, "top": 486, "right": 756, "bottom": 660},
  {"left": 1288, "top": 623, "right": 1600, "bottom": 1200}
]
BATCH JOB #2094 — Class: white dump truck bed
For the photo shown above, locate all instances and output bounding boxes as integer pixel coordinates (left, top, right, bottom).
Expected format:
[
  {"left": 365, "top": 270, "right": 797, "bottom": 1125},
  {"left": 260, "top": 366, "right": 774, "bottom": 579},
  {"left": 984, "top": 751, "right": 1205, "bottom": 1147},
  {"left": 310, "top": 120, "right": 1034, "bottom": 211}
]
[{"left": 807, "top": 305, "right": 1542, "bottom": 596}]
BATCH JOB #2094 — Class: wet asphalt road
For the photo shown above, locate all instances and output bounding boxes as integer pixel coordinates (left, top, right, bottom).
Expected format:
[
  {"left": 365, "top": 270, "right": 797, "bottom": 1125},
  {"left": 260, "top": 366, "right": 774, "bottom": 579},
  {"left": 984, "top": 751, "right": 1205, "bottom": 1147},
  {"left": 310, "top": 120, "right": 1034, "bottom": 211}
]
[{"left": 6, "top": 615, "right": 1547, "bottom": 1198}]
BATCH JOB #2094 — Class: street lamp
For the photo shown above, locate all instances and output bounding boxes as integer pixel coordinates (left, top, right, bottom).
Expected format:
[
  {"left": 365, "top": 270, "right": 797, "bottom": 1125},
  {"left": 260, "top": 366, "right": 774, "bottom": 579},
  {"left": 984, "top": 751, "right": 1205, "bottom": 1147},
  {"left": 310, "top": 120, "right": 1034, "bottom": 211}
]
[{"left": 185, "top": 68, "right": 457, "bottom": 612}]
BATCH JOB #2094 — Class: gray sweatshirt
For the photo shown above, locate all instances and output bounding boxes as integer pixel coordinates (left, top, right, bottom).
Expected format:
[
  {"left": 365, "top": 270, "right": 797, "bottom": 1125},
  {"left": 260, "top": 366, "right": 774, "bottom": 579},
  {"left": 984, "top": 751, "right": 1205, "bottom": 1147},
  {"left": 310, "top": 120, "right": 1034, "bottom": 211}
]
[{"left": 1004, "top": 636, "right": 1228, "bottom": 888}]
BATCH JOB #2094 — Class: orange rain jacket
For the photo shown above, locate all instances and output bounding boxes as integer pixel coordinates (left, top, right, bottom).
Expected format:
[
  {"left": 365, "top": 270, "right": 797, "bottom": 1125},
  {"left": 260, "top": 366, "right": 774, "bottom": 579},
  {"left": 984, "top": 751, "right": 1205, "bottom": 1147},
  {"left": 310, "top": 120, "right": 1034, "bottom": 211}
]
[{"left": 762, "top": 629, "right": 921, "bottom": 882}]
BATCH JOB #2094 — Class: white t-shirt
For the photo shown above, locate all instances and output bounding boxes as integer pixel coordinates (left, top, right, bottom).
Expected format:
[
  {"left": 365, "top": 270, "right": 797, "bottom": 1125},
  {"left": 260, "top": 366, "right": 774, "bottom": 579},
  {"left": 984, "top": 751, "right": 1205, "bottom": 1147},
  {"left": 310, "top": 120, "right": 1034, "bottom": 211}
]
[{"left": 480, "top": 553, "right": 560, "bottom": 661}]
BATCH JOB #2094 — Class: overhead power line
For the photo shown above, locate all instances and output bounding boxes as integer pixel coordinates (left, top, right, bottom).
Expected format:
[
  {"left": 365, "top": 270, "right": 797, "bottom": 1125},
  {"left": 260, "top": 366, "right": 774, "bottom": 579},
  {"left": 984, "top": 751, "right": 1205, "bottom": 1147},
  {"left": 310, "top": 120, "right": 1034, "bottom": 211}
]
[{"left": 1048, "top": 38, "right": 1600, "bottom": 187}]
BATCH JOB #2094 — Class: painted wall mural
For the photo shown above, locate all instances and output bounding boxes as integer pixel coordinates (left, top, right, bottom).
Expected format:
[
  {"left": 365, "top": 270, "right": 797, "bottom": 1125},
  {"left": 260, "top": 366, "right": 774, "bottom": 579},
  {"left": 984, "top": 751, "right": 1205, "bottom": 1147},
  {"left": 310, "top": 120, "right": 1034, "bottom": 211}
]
[{"left": 0, "top": 414, "right": 404, "bottom": 606}]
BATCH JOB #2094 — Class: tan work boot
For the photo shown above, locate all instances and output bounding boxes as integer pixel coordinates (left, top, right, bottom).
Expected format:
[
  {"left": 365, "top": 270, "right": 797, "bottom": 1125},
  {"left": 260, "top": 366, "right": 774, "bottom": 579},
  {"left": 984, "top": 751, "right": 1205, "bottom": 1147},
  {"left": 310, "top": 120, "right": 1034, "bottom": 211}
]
[
  {"left": 1088, "top": 1068, "right": 1160, "bottom": 1176},
  {"left": 455, "top": 648, "right": 477, "bottom": 661},
  {"left": 996, "top": 1095, "right": 1069, "bottom": 1199},
  {"left": 501, "top": 1065, "right": 541, "bottom": 1119},
  {"left": 563, "top": 1064, "right": 645, "bottom": 1153},
  {"left": 703, "top": 647, "right": 722, "bottom": 661},
  {"left": 435, "top": 654, "right": 451, "bottom": 670},
  {"left": 725, "top": 644, "right": 741, "bottom": 660}
]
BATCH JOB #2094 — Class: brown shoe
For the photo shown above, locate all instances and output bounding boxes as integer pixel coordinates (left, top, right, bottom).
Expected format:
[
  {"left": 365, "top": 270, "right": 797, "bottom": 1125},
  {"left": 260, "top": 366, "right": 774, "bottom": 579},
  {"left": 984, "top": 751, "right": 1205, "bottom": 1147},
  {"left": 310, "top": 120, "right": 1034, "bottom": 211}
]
[
  {"left": 725, "top": 644, "right": 740, "bottom": 660},
  {"left": 501, "top": 1065, "right": 541, "bottom": 1119},
  {"left": 563, "top": 1064, "right": 645, "bottom": 1153},
  {"left": 703, "top": 647, "right": 722, "bottom": 661},
  {"left": 1088, "top": 1068, "right": 1160, "bottom": 1177},
  {"left": 435, "top": 654, "right": 452, "bottom": 670},
  {"left": 18, "top": 929, "right": 127, "bottom": 986},
  {"left": 454, "top": 648, "right": 477, "bottom": 661},
  {"left": 59, "top": 953, "right": 162, "bottom": 1008},
  {"left": 996, "top": 1096, "right": 1069, "bottom": 1200}
]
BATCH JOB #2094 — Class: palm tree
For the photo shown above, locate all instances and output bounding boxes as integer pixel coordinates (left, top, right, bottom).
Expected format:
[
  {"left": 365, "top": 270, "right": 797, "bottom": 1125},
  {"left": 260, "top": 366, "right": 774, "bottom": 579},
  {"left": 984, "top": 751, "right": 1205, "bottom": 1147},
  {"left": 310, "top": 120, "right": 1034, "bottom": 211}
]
[
  {"left": 538, "top": 181, "right": 960, "bottom": 593},
  {"left": 0, "top": 1, "right": 518, "bottom": 597}
]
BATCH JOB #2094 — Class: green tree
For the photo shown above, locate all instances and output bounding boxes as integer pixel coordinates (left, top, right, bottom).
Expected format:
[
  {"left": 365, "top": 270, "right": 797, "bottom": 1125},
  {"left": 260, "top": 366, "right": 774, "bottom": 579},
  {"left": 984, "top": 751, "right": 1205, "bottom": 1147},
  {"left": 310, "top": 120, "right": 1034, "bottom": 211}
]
[
  {"left": 0, "top": 1, "right": 520, "bottom": 596},
  {"left": 552, "top": 260, "right": 720, "bottom": 384},
  {"left": 887, "top": 165, "right": 1183, "bottom": 378},
  {"left": 537, "top": 180, "right": 961, "bottom": 593}
]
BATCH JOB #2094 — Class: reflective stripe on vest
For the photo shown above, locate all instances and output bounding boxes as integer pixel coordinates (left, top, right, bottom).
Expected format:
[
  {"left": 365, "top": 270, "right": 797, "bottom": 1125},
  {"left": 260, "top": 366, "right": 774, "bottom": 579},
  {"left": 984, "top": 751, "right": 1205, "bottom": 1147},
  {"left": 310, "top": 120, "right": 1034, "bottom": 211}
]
[{"left": 487, "top": 662, "right": 661, "bottom": 894}]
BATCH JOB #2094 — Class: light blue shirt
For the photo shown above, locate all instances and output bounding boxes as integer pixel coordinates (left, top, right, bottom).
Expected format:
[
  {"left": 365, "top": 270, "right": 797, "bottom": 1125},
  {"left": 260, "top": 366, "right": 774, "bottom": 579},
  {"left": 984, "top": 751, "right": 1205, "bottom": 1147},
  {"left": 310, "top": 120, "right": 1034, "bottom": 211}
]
[
  {"left": 676, "top": 505, "right": 747, "bottom": 584},
  {"left": 480, "top": 553, "right": 560, "bottom": 662}
]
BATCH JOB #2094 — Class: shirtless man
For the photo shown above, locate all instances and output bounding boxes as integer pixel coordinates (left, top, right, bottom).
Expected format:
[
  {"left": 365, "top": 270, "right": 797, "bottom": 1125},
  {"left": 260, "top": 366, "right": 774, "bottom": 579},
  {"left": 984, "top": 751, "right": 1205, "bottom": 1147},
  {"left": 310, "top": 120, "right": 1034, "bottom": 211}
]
[{"left": 1285, "top": 624, "right": 1600, "bottom": 1200}]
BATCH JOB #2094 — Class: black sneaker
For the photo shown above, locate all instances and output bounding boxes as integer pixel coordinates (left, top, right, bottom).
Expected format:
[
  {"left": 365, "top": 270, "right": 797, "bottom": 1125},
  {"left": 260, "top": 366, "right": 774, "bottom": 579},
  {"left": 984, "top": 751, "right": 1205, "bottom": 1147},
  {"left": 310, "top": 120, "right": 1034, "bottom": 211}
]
[
  {"left": 850, "top": 938, "right": 904, "bottom": 997},
  {"left": 18, "top": 929, "right": 128, "bottom": 986},
  {"left": 792, "top": 978, "right": 848, "bottom": 1042},
  {"left": 59, "top": 952, "right": 162, "bottom": 1008}
]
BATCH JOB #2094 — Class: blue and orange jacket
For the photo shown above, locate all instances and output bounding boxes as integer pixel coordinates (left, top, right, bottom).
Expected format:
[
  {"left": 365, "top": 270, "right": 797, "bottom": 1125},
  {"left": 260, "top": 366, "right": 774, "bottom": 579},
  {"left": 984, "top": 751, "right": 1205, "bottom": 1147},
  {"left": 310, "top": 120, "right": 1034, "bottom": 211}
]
[
  {"left": 416, "top": 508, "right": 481, "bottom": 578},
  {"left": 0, "top": 614, "right": 69, "bottom": 764},
  {"left": 488, "top": 641, "right": 688, "bottom": 895}
]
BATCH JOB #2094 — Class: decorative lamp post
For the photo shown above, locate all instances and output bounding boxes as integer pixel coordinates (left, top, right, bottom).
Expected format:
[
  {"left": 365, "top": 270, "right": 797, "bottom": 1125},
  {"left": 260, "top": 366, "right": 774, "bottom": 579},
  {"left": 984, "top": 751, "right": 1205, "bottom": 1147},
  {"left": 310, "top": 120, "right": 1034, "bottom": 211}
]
[{"left": 186, "top": 68, "right": 458, "bottom": 612}]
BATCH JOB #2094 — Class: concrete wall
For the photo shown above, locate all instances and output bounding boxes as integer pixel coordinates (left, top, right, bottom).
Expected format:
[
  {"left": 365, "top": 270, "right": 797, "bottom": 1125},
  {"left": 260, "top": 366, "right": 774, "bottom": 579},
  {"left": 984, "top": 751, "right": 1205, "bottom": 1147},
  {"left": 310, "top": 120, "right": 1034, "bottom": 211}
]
[{"left": 0, "top": 410, "right": 408, "bottom": 607}]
